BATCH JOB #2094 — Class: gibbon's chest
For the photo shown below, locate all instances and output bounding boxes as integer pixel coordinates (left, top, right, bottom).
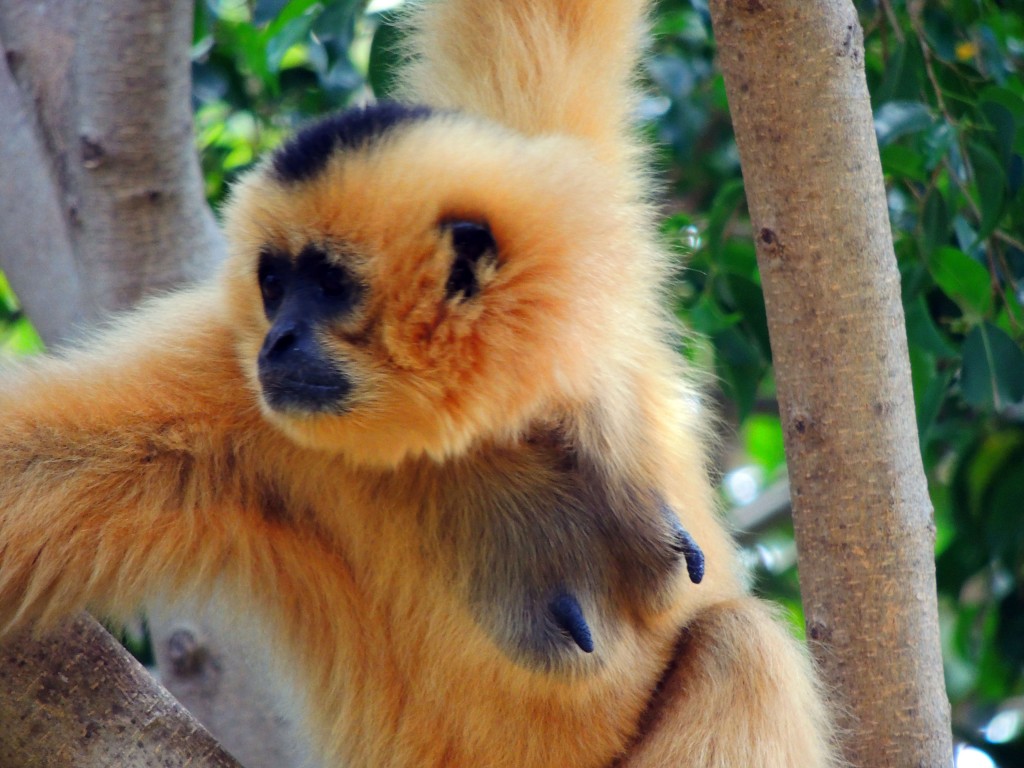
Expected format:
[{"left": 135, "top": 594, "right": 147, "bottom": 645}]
[{"left": 298, "top": 445, "right": 694, "bottom": 767}]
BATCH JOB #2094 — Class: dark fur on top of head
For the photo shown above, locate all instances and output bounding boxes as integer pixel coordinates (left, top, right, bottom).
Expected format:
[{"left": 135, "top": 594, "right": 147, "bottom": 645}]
[{"left": 272, "top": 102, "right": 435, "bottom": 183}]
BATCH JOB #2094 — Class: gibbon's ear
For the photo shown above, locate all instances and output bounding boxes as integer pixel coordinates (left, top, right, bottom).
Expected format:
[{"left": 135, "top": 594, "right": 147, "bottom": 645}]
[{"left": 445, "top": 220, "right": 496, "bottom": 301}]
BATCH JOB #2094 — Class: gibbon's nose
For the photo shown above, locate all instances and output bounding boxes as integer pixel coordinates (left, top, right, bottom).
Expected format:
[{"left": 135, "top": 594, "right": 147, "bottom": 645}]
[
  {"left": 257, "top": 319, "right": 352, "bottom": 412},
  {"left": 261, "top": 320, "right": 302, "bottom": 361}
]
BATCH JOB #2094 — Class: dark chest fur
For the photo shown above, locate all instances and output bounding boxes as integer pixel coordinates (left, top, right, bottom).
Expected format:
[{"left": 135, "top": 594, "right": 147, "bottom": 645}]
[{"left": 422, "top": 432, "right": 702, "bottom": 673}]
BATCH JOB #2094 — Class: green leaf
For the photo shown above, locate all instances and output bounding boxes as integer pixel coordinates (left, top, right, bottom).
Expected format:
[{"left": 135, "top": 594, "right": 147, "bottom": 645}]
[
  {"left": 881, "top": 145, "right": 927, "bottom": 182},
  {"left": 917, "top": 366, "right": 952, "bottom": 445},
  {"left": 922, "top": 189, "right": 950, "bottom": 257},
  {"left": 998, "top": 592, "right": 1024, "bottom": 668},
  {"left": 921, "top": 121, "right": 956, "bottom": 172},
  {"left": 254, "top": 0, "right": 291, "bottom": 25},
  {"left": 717, "top": 273, "right": 771, "bottom": 361},
  {"left": 953, "top": 215, "right": 982, "bottom": 258},
  {"left": 717, "top": 238, "right": 758, "bottom": 279},
  {"left": 980, "top": 101, "right": 1016, "bottom": 170},
  {"left": 368, "top": 12, "right": 406, "bottom": 99},
  {"left": 928, "top": 246, "right": 992, "bottom": 318},
  {"left": 713, "top": 327, "right": 766, "bottom": 420},
  {"left": 922, "top": 7, "right": 958, "bottom": 62},
  {"left": 266, "top": 14, "right": 315, "bottom": 73},
  {"left": 979, "top": 86, "right": 1024, "bottom": 123},
  {"left": 0, "top": 316, "right": 43, "bottom": 355},
  {"left": 968, "top": 142, "right": 1007, "bottom": 240},
  {"left": 704, "top": 179, "right": 745, "bottom": 258},
  {"left": 905, "top": 296, "right": 956, "bottom": 357},
  {"left": 874, "top": 101, "right": 934, "bottom": 147},
  {"left": 961, "top": 322, "right": 1024, "bottom": 411},
  {"left": 743, "top": 414, "right": 786, "bottom": 474},
  {"left": 687, "top": 293, "right": 739, "bottom": 335},
  {"left": 874, "top": 42, "right": 925, "bottom": 105},
  {"left": 265, "top": 0, "right": 323, "bottom": 32},
  {"left": 986, "top": 454, "right": 1024, "bottom": 567}
]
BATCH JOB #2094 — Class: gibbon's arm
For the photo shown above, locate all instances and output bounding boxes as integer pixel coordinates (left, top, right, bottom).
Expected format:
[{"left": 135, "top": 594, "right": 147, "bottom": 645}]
[
  {"left": 0, "top": 286, "right": 341, "bottom": 636},
  {"left": 399, "top": 0, "right": 649, "bottom": 154}
]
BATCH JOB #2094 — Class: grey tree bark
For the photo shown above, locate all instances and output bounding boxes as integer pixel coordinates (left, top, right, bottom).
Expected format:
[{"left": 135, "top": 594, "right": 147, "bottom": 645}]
[
  {"left": 0, "top": 2, "right": 294, "bottom": 766},
  {"left": 707, "top": 1, "right": 953, "bottom": 765}
]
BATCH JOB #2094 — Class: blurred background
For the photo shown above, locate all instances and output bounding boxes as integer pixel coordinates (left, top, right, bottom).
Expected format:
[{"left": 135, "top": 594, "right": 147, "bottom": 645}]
[{"left": 1, "top": 0, "right": 1021, "bottom": 764}]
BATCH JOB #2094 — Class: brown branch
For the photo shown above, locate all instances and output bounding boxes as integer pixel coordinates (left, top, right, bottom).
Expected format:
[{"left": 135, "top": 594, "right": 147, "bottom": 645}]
[
  {"left": 0, "top": 614, "right": 242, "bottom": 768},
  {"left": 877, "top": 0, "right": 904, "bottom": 44}
]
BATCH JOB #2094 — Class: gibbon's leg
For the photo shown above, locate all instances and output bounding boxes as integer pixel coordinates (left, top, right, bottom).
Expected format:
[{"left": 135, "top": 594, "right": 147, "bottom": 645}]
[
  {"left": 0, "top": 288, "right": 356, "bottom": 638},
  {"left": 617, "top": 597, "right": 838, "bottom": 768},
  {"left": 399, "top": 0, "right": 651, "bottom": 154}
]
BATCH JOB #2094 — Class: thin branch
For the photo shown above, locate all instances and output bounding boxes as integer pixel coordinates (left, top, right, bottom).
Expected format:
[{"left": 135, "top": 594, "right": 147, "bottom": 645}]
[{"left": 877, "top": 0, "right": 904, "bottom": 43}]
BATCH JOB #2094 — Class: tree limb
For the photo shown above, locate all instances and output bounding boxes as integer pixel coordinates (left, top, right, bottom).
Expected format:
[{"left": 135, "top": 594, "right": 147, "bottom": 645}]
[
  {"left": 0, "top": 29, "right": 84, "bottom": 343},
  {"left": 708, "top": 1, "right": 952, "bottom": 764},
  {"left": 67, "top": 0, "right": 225, "bottom": 311},
  {"left": 0, "top": 614, "right": 242, "bottom": 768}
]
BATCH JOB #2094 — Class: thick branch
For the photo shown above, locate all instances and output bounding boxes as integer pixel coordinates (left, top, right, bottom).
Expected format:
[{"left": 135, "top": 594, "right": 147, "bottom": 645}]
[
  {"left": 0, "top": 614, "right": 242, "bottom": 768},
  {"left": 708, "top": 1, "right": 952, "bottom": 765},
  {"left": 0, "top": 30, "right": 83, "bottom": 344},
  {"left": 68, "top": 0, "right": 224, "bottom": 311}
]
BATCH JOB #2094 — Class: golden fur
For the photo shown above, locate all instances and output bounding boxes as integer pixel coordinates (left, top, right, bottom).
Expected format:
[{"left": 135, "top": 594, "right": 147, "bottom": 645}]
[{"left": 0, "top": 1, "right": 838, "bottom": 765}]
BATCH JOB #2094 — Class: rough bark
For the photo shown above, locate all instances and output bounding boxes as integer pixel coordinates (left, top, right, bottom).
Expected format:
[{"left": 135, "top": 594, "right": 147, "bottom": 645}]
[
  {"left": 707, "top": 1, "right": 953, "bottom": 766},
  {"left": 66, "top": 1, "right": 223, "bottom": 311},
  {"left": 0, "top": 614, "right": 242, "bottom": 768},
  {"left": 0, "top": 2, "right": 295, "bottom": 765},
  {"left": 0, "top": 14, "right": 84, "bottom": 342}
]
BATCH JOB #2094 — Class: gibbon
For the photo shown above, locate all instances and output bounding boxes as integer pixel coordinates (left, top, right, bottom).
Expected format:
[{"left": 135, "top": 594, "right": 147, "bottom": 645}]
[{"left": 0, "top": 0, "right": 838, "bottom": 766}]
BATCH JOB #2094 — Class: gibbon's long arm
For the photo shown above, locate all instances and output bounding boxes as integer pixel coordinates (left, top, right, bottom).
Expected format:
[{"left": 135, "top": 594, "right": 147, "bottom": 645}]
[
  {"left": 0, "top": 287, "right": 355, "bottom": 638},
  {"left": 399, "top": 0, "right": 649, "bottom": 155}
]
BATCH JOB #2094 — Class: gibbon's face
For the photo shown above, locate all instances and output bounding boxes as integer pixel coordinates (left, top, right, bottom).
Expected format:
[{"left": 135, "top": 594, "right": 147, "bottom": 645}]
[{"left": 222, "top": 104, "right": 625, "bottom": 467}]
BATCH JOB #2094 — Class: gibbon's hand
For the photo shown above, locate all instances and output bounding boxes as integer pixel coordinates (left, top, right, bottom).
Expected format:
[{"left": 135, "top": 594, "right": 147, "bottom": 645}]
[
  {"left": 659, "top": 500, "right": 705, "bottom": 585},
  {"left": 673, "top": 522, "right": 706, "bottom": 585}
]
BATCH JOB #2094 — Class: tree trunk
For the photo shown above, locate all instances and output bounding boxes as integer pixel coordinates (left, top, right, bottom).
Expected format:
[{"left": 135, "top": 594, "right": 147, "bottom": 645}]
[
  {"left": 0, "top": 615, "right": 242, "bottom": 768},
  {"left": 707, "top": 1, "right": 953, "bottom": 765},
  {"left": 0, "top": 2, "right": 295, "bottom": 765}
]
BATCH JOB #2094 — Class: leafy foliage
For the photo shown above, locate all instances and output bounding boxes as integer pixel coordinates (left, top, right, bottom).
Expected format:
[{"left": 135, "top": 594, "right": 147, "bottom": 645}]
[{"left": 0, "top": 273, "right": 42, "bottom": 356}]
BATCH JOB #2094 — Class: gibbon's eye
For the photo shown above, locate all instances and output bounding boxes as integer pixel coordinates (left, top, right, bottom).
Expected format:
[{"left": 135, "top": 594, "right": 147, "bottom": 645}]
[
  {"left": 316, "top": 262, "right": 357, "bottom": 303},
  {"left": 258, "top": 255, "right": 289, "bottom": 316},
  {"left": 445, "top": 220, "right": 496, "bottom": 301},
  {"left": 293, "top": 245, "right": 363, "bottom": 316}
]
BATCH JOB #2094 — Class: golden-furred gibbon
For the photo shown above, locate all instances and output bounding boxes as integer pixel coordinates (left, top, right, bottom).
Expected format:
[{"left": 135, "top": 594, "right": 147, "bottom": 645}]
[{"left": 0, "top": 0, "right": 838, "bottom": 765}]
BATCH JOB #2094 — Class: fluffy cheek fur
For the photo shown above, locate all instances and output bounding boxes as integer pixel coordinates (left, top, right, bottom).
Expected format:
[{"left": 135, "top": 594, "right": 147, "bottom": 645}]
[{"left": 222, "top": 121, "right": 629, "bottom": 466}]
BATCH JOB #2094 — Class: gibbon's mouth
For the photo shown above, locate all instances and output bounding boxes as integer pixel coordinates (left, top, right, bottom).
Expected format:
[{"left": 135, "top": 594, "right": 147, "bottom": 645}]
[{"left": 259, "top": 370, "right": 352, "bottom": 413}]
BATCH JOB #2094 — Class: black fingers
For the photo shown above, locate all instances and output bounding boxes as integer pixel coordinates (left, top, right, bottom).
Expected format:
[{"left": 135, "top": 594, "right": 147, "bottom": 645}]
[
  {"left": 671, "top": 523, "right": 705, "bottom": 584},
  {"left": 659, "top": 499, "right": 705, "bottom": 585},
  {"left": 549, "top": 592, "right": 594, "bottom": 653}
]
